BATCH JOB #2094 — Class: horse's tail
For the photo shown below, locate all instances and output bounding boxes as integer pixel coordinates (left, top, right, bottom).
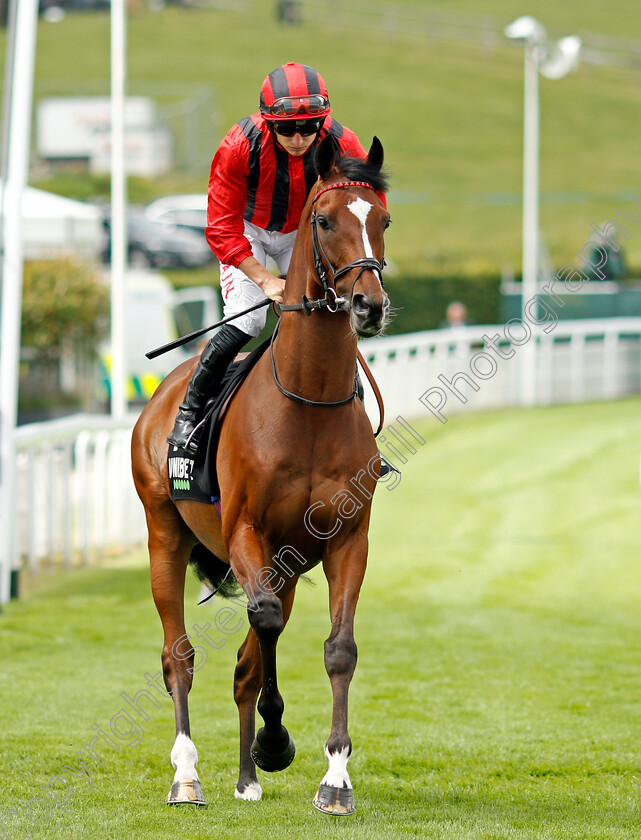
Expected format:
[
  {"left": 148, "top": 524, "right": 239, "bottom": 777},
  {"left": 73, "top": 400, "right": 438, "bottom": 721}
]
[{"left": 189, "top": 543, "right": 242, "bottom": 600}]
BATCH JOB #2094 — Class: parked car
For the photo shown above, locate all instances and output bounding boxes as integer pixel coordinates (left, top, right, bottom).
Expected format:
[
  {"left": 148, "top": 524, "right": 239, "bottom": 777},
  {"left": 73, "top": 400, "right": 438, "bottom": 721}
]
[
  {"left": 101, "top": 209, "right": 213, "bottom": 269},
  {"left": 144, "top": 194, "right": 207, "bottom": 235},
  {"left": 39, "top": 0, "right": 110, "bottom": 12}
]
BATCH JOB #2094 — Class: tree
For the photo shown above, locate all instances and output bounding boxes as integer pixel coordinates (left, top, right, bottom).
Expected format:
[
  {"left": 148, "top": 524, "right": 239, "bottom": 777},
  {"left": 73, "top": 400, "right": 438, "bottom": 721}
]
[
  {"left": 20, "top": 257, "right": 110, "bottom": 417},
  {"left": 21, "top": 257, "right": 109, "bottom": 359}
]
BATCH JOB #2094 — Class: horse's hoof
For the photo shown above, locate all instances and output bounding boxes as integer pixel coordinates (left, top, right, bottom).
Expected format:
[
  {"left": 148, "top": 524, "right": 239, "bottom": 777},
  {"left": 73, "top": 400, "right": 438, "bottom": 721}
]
[
  {"left": 166, "top": 779, "right": 207, "bottom": 806},
  {"left": 234, "top": 780, "right": 263, "bottom": 801},
  {"left": 250, "top": 727, "right": 296, "bottom": 772},
  {"left": 312, "top": 783, "right": 355, "bottom": 815}
]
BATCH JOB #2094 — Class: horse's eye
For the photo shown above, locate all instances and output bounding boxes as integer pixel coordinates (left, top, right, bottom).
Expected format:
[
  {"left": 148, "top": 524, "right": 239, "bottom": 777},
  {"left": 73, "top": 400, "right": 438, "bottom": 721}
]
[
  {"left": 384, "top": 218, "right": 392, "bottom": 231},
  {"left": 317, "top": 216, "right": 330, "bottom": 230}
]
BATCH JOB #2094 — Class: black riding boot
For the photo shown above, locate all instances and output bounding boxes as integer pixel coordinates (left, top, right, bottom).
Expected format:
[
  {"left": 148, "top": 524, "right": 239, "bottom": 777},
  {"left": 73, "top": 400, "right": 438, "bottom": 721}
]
[{"left": 168, "top": 324, "right": 250, "bottom": 452}]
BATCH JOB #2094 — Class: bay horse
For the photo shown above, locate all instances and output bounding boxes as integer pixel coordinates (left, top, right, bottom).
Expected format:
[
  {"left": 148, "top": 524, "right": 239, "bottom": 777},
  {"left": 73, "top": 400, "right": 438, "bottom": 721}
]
[{"left": 131, "top": 134, "right": 391, "bottom": 815}]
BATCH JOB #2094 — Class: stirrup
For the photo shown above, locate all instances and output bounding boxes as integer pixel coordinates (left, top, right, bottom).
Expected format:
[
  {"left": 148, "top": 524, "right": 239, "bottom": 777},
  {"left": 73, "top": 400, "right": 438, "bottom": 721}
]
[{"left": 184, "top": 415, "right": 209, "bottom": 454}]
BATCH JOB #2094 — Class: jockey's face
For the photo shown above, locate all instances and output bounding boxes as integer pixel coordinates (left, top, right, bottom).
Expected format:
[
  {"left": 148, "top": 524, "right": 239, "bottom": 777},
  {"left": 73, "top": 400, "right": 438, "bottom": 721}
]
[{"left": 274, "top": 129, "right": 317, "bottom": 157}]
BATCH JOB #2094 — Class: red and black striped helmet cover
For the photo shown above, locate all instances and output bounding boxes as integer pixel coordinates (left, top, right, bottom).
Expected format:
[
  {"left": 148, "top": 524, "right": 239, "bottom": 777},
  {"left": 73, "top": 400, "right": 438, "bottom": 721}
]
[{"left": 260, "top": 62, "right": 329, "bottom": 114}]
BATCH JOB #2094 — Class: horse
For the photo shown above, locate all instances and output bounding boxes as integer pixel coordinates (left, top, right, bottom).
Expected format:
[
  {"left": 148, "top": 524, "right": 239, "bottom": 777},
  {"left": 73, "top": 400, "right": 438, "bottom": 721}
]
[{"left": 131, "top": 134, "right": 391, "bottom": 815}]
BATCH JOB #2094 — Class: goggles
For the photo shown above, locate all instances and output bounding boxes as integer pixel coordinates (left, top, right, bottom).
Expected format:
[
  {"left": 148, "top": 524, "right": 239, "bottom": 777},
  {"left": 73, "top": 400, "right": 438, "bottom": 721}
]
[
  {"left": 272, "top": 119, "right": 323, "bottom": 137},
  {"left": 266, "top": 94, "right": 330, "bottom": 118}
]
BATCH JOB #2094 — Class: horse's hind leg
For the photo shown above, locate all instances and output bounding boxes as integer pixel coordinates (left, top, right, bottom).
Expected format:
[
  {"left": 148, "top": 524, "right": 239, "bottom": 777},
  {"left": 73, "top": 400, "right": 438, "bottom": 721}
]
[
  {"left": 313, "top": 537, "right": 368, "bottom": 816},
  {"left": 233, "top": 585, "right": 296, "bottom": 801},
  {"left": 147, "top": 509, "right": 205, "bottom": 805}
]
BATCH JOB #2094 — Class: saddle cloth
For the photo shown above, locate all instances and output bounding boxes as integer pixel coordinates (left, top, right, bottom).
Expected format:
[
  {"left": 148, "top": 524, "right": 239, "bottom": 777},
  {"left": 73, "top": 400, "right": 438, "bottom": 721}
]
[{"left": 167, "top": 336, "right": 270, "bottom": 504}]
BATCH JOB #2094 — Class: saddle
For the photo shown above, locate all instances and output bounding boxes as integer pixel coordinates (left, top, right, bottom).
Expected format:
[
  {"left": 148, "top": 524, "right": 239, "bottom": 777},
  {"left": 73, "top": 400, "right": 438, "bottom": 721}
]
[{"left": 167, "top": 337, "right": 271, "bottom": 504}]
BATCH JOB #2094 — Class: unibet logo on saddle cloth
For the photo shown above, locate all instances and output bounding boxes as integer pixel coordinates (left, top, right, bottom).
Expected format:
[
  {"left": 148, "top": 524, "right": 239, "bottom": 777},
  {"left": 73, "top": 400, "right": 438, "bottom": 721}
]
[
  {"left": 167, "top": 447, "right": 221, "bottom": 505},
  {"left": 168, "top": 452, "right": 195, "bottom": 494}
]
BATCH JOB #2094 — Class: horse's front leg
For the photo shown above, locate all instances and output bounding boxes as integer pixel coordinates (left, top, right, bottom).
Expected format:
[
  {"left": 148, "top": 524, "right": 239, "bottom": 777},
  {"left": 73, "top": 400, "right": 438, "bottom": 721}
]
[
  {"left": 229, "top": 527, "right": 296, "bottom": 781},
  {"left": 233, "top": 585, "right": 297, "bottom": 801},
  {"left": 313, "top": 531, "right": 368, "bottom": 816},
  {"left": 148, "top": 513, "right": 205, "bottom": 806}
]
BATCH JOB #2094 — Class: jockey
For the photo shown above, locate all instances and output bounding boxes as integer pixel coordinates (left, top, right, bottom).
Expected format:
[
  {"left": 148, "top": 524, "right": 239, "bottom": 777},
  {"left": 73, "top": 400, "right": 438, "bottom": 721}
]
[{"left": 168, "top": 62, "right": 372, "bottom": 452}]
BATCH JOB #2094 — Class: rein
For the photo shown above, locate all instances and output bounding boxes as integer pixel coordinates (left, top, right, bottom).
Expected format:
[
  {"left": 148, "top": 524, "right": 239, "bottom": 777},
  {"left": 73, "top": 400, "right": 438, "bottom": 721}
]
[
  {"left": 269, "top": 319, "right": 358, "bottom": 408},
  {"left": 270, "top": 180, "right": 387, "bottom": 426},
  {"left": 145, "top": 181, "right": 385, "bottom": 360},
  {"left": 146, "top": 179, "right": 388, "bottom": 428}
]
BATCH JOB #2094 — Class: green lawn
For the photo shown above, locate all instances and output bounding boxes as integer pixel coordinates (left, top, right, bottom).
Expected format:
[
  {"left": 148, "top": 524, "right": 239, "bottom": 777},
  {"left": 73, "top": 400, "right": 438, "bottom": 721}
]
[
  {"left": 1, "top": 397, "right": 641, "bottom": 837},
  {"left": 2, "top": 1, "right": 639, "bottom": 277}
]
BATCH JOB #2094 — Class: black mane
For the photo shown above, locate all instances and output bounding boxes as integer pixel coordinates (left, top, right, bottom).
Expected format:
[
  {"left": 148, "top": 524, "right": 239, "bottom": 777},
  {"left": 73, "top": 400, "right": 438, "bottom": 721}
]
[{"left": 334, "top": 153, "right": 389, "bottom": 194}]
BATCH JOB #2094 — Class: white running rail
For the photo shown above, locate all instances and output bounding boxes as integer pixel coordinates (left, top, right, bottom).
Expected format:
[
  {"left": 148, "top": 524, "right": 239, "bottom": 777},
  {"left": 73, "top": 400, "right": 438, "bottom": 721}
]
[
  {"left": 7, "top": 318, "right": 641, "bottom": 589},
  {"left": 13, "top": 413, "right": 147, "bottom": 576},
  {"left": 360, "top": 317, "right": 641, "bottom": 423}
]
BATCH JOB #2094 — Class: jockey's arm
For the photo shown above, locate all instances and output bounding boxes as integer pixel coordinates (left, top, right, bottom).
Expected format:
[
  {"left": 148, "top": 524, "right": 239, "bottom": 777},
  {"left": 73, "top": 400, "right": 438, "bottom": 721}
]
[{"left": 237, "top": 256, "right": 285, "bottom": 303}]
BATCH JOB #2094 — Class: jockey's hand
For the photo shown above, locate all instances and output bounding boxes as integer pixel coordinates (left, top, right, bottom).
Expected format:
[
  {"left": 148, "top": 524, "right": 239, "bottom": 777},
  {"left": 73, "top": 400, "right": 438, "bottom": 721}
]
[
  {"left": 260, "top": 273, "right": 286, "bottom": 304},
  {"left": 238, "top": 256, "right": 286, "bottom": 304}
]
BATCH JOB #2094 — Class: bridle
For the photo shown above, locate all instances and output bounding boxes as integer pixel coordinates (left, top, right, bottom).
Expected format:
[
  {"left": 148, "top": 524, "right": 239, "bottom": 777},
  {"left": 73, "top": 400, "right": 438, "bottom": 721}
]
[
  {"left": 277, "top": 179, "right": 386, "bottom": 316},
  {"left": 271, "top": 179, "right": 388, "bottom": 411},
  {"left": 310, "top": 180, "right": 386, "bottom": 304}
]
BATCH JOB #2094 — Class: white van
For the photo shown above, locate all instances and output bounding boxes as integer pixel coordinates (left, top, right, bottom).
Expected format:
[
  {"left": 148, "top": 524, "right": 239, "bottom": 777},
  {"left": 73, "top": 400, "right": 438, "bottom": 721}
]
[{"left": 101, "top": 269, "right": 221, "bottom": 403}]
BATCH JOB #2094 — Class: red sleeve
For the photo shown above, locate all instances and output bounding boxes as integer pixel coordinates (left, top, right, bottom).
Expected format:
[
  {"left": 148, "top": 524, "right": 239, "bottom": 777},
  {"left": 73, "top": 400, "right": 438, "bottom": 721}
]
[
  {"left": 205, "top": 126, "right": 254, "bottom": 267},
  {"left": 336, "top": 126, "right": 367, "bottom": 160}
]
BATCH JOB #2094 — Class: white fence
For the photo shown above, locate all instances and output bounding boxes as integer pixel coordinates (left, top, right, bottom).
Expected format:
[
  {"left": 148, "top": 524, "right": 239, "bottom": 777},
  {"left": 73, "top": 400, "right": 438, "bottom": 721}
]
[
  {"left": 14, "top": 414, "right": 147, "bottom": 574},
  {"left": 8, "top": 317, "right": 641, "bottom": 585},
  {"left": 360, "top": 317, "right": 641, "bottom": 424}
]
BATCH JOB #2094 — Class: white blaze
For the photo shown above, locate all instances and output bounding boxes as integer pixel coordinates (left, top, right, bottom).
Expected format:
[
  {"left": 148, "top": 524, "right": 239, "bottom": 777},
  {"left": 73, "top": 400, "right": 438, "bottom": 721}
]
[{"left": 347, "top": 197, "right": 374, "bottom": 258}]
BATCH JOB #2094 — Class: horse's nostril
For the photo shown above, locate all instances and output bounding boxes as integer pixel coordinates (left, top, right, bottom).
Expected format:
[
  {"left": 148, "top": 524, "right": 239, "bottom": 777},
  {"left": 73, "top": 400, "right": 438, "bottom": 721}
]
[{"left": 352, "top": 293, "right": 374, "bottom": 316}]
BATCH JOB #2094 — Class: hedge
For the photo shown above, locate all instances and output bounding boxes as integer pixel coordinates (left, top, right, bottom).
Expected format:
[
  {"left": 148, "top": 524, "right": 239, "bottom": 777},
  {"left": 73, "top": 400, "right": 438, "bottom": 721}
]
[{"left": 383, "top": 274, "right": 502, "bottom": 335}]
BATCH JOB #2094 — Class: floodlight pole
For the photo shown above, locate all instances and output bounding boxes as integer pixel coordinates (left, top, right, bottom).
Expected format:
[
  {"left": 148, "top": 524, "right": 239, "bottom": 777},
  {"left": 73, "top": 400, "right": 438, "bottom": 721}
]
[
  {"left": 506, "top": 17, "right": 581, "bottom": 408},
  {"left": 110, "top": 0, "right": 127, "bottom": 420},
  {"left": 520, "top": 40, "right": 540, "bottom": 407},
  {"left": 0, "top": 0, "right": 38, "bottom": 605}
]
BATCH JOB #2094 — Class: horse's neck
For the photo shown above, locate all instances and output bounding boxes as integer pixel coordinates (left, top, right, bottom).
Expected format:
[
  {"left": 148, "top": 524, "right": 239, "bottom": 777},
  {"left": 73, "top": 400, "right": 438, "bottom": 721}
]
[
  {"left": 275, "top": 269, "right": 358, "bottom": 404},
  {"left": 272, "top": 195, "right": 358, "bottom": 403}
]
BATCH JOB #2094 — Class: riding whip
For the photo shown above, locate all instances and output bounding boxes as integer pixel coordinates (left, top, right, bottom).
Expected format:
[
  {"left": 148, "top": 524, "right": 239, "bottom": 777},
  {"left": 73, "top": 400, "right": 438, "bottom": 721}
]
[{"left": 145, "top": 299, "right": 271, "bottom": 359}]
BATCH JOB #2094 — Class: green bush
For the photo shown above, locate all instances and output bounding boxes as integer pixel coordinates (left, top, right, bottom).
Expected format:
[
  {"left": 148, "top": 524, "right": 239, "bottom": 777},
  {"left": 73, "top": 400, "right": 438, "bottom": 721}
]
[
  {"left": 19, "top": 257, "right": 110, "bottom": 420},
  {"left": 21, "top": 257, "right": 110, "bottom": 361}
]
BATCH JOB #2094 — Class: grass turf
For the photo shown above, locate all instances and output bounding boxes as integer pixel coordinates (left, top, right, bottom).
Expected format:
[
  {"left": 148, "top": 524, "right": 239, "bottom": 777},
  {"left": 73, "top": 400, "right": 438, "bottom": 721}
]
[
  {"left": 1, "top": 397, "right": 641, "bottom": 838},
  {"left": 2, "top": 1, "right": 639, "bottom": 277}
]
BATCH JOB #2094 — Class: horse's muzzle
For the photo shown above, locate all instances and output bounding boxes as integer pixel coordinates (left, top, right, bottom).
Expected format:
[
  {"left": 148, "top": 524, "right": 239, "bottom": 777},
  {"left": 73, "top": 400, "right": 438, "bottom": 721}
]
[{"left": 350, "top": 292, "right": 390, "bottom": 337}]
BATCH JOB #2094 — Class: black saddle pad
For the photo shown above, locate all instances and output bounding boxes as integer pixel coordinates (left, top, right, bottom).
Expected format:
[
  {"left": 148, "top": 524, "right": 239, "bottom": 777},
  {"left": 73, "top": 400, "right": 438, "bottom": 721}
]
[{"left": 168, "top": 336, "right": 270, "bottom": 504}]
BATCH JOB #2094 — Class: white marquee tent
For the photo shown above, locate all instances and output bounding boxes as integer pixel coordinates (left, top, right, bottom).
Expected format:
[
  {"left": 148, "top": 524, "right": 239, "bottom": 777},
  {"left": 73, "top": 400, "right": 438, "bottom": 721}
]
[{"left": 0, "top": 181, "right": 104, "bottom": 261}]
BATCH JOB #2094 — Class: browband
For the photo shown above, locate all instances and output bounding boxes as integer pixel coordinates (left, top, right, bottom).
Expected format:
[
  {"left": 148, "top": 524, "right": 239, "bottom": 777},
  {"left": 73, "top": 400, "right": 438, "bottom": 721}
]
[{"left": 312, "top": 180, "right": 376, "bottom": 203}]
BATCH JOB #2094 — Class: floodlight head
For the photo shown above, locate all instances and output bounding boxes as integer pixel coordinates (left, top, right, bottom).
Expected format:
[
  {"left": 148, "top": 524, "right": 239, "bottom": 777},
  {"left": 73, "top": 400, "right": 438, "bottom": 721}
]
[
  {"left": 504, "top": 16, "right": 547, "bottom": 45},
  {"left": 539, "top": 35, "right": 582, "bottom": 79}
]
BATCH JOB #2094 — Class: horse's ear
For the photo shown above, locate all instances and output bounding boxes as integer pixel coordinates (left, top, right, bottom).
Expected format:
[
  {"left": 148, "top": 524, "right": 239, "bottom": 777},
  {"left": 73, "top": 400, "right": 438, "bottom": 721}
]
[
  {"left": 315, "top": 135, "right": 337, "bottom": 179},
  {"left": 366, "top": 136, "right": 384, "bottom": 172}
]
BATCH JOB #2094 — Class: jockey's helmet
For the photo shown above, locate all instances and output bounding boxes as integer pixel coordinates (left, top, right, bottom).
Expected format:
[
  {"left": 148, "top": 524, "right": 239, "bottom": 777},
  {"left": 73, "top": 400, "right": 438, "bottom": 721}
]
[{"left": 260, "top": 62, "right": 332, "bottom": 122}]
